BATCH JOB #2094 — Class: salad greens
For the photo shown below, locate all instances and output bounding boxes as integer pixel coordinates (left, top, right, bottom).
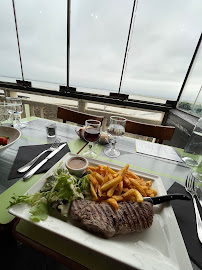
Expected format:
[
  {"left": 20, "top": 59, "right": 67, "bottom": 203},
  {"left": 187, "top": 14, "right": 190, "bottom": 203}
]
[{"left": 8, "top": 164, "right": 90, "bottom": 222}]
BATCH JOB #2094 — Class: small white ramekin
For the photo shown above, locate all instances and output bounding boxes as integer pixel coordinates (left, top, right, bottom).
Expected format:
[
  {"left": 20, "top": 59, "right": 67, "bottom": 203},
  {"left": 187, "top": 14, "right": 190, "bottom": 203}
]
[{"left": 66, "top": 156, "right": 88, "bottom": 177}]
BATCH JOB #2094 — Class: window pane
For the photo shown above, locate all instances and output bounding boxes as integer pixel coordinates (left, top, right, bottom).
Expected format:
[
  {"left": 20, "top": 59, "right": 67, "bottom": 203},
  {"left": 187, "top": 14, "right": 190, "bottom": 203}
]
[
  {"left": 15, "top": 0, "right": 67, "bottom": 85},
  {"left": 121, "top": 0, "right": 202, "bottom": 100},
  {"left": 77, "top": 87, "right": 109, "bottom": 96},
  {"left": 0, "top": 0, "right": 21, "bottom": 79},
  {"left": 192, "top": 88, "right": 202, "bottom": 117},
  {"left": 32, "top": 81, "right": 59, "bottom": 91},
  {"left": 178, "top": 40, "right": 202, "bottom": 117},
  {"left": 87, "top": 102, "right": 163, "bottom": 124},
  {"left": 18, "top": 92, "right": 78, "bottom": 108},
  {"left": 70, "top": 0, "right": 133, "bottom": 92}
]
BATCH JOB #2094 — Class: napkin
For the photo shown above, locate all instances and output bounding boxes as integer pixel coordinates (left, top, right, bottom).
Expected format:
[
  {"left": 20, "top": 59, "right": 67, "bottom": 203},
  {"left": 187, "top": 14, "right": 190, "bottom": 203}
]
[
  {"left": 8, "top": 143, "right": 70, "bottom": 180},
  {"left": 167, "top": 182, "right": 202, "bottom": 268}
]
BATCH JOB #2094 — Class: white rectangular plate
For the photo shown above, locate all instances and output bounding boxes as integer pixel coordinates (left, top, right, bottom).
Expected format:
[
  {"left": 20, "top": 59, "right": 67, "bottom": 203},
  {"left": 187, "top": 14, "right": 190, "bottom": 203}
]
[{"left": 9, "top": 153, "right": 192, "bottom": 270}]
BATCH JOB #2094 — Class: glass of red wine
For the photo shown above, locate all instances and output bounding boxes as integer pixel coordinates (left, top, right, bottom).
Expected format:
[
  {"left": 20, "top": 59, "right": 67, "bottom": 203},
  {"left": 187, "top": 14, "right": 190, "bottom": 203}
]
[{"left": 83, "top": 119, "right": 101, "bottom": 159}]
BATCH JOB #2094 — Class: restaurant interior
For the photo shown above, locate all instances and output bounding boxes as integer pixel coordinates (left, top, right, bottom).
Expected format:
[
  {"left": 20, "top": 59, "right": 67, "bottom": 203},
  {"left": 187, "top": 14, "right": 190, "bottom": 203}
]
[{"left": 0, "top": 1, "right": 202, "bottom": 270}]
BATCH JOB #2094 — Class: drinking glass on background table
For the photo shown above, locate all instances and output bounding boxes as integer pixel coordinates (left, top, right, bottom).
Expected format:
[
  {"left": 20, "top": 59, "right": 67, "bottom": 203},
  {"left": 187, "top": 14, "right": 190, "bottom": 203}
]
[
  {"left": 46, "top": 123, "right": 57, "bottom": 138},
  {"left": 0, "top": 103, "right": 10, "bottom": 125},
  {"left": 83, "top": 119, "right": 101, "bottom": 159},
  {"left": 182, "top": 116, "right": 202, "bottom": 181},
  {"left": 6, "top": 97, "right": 26, "bottom": 129},
  {"left": 104, "top": 116, "right": 126, "bottom": 158},
  {"left": 5, "top": 102, "right": 15, "bottom": 127}
]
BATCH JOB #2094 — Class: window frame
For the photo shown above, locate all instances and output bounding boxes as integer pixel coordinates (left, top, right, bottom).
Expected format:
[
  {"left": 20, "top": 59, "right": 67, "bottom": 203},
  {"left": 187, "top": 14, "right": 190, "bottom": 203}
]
[{"left": 1, "top": 0, "right": 201, "bottom": 118}]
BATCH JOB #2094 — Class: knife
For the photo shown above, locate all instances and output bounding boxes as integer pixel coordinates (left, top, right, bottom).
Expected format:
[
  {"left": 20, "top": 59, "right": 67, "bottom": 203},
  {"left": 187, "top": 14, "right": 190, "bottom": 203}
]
[
  {"left": 143, "top": 193, "right": 191, "bottom": 205},
  {"left": 23, "top": 143, "right": 67, "bottom": 181}
]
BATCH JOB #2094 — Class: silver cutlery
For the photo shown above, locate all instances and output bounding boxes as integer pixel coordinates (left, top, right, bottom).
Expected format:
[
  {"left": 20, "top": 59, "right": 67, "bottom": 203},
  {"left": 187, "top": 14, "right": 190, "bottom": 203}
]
[
  {"left": 18, "top": 138, "right": 61, "bottom": 173},
  {"left": 195, "top": 185, "right": 202, "bottom": 208},
  {"left": 23, "top": 143, "right": 67, "bottom": 181},
  {"left": 185, "top": 173, "right": 202, "bottom": 243}
]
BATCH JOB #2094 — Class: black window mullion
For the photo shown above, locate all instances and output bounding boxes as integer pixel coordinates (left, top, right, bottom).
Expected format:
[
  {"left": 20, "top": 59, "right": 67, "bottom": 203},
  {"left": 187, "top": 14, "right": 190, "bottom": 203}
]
[
  {"left": 177, "top": 32, "right": 202, "bottom": 103},
  {"left": 118, "top": 0, "right": 138, "bottom": 96},
  {"left": 12, "top": 0, "right": 24, "bottom": 81},
  {"left": 67, "top": 0, "right": 71, "bottom": 88}
]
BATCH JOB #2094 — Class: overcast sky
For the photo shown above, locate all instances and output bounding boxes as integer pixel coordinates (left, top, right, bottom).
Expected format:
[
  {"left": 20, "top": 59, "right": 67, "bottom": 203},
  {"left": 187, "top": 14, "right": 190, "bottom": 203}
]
[{"left": 0, "top": 0, "right": 201, "bottom": 102}]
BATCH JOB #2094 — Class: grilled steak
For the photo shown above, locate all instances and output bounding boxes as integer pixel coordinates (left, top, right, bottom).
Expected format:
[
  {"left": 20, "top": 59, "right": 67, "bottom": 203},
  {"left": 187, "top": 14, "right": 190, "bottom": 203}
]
[{"left": 70, "top": 199, "right": 153, "bottom": 238}]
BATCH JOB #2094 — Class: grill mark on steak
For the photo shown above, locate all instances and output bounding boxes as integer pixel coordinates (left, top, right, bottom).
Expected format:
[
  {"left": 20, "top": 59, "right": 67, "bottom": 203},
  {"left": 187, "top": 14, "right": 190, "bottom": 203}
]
[
  {"left": 123, "top": 203, "right": 133, "bottom": 228},
  {"left": 101, "top": 203, "right": 117, "bottom": 228},
  {"left": 93, "top": 203, "right": 105, "bottom": 224},
  {"left": 126, "top": 202, "right": 140, "bottom": 231},
  {"left": 124, "top": 202, "right": 141, "bottom": 232},
  {"left": 123, "top": 202, "right": 139, "bottom": 232},
  {"left": 99, "top": 203, "right": 119, "bottom": 237},
  {"left": 140, "top": 202, "right": 150, "bottom": 229},
  {"left": 79, "top": 204, "right": 103, "bottom": 234},
  {"left": 146, "top": 202, "right": 154, "bottom": 227},
  {"left": 70, "top": 199, "right": 91, "bottom": 220},
  {"left": 145, "top": 203, "right": 153, "bottom": 228},
  {"left": 119, "top": 202, "right": 136, "bottom": 234},
  {"left": 143, "top": 204, "right": 151, "bottom": 229},
  {"left": 98, "top": 203, "right": 111, "bottom": 226},
  {"left": 78, "top": 202, "right": 116, "bottom": 238},
  {"left": 137, "top": 204, "right": 148, "bottom": 230},
  {"left": 70, "top": 200, "right": 154, "bottom": 238},
  {"left": 117, "top": 207, "right": 128, "bottom": 234},
  {"left": 94, "top": 203, "right": 112, "bottom": 229},
  {"left": 143, "top": 203, "right": 151, "bottom": 229}
]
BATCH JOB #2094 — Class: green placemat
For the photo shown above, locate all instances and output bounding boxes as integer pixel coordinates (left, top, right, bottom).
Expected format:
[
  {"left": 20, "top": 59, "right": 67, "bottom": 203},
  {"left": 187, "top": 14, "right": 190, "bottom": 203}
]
[
  {"left": 68, "top": 137, "right": 87, "bottom": 154},
  {"left": 79, "top": 142, "right": 103, "bottom": 156},
  {"left": 0, "top": 175, "right": 43, "bottom": 224}
]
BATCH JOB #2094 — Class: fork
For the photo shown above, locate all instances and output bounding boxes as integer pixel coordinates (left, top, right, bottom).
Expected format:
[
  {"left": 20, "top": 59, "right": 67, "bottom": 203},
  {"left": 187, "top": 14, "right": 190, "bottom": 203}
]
[
  {"left": 17, "top": 138, "right": 61, "bottom": 173},
  {"left": 195, "top": 186, "right": 202, "bottom": 208},
  {"left": 185, "top": 173, "right": 202, "bottom": 243}
]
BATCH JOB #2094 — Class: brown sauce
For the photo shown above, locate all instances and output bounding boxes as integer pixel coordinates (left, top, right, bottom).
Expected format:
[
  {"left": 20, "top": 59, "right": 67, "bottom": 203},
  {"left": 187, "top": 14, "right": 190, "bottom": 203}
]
[{"left": 68, "top": 158, "right": 86, "bottom": 169}]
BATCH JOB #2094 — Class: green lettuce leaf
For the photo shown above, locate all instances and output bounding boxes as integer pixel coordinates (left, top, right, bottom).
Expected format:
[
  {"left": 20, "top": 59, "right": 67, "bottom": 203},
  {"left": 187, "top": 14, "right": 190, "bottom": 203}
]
[
  {"left": 8, "top": 164, "right": 91, "bottom": 222},
  {"left": 29, "top": 197, "right": 48, "bottom": 222},
  {"left": 8, "top": 192, "right": 44, "bottom": 208}
]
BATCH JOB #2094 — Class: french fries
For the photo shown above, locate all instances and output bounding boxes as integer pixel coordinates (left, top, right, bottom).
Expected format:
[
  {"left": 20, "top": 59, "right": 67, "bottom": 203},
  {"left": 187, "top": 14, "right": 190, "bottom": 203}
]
[
  {"left": 105, "top": 198, "right": 119, "bottom": 210},
  {"left": 93, "top": 172, "right": 104, "bottom": 184},
  {"left": 90, "top": 182, "right": 98, "bottom": 200},
  {"left": 88, "top": 174, "right": 98, "bottom": 186},
  {"left": 101, "top": 175, "right": 122, "bottom": 191},
  {"left": 107, "top": 183, "right": 119, "bottom": 197},
  {"left": 87, "top": 164, "right": 157, "bottom": 209}
]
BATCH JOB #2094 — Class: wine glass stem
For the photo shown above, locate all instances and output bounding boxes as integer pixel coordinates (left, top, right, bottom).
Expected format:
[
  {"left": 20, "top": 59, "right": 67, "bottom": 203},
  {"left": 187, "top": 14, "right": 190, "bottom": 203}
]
[
  {"left": 111, "top": 138, "right": 116, "bottom": 150},
  {"left": 15, "top": 113, "right": 21, "bottom": 126},
  {"left": 88, "top": 142, "right": 93, "bottom": 151},
  {"left": 10, "top": 113, "right": 14, "bottom": 127}
]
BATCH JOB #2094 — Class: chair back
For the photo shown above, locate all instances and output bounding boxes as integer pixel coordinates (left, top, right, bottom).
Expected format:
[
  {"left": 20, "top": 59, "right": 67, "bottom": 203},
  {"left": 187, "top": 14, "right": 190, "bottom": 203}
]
[
  {"left": 125, "top": 119, "right": 175, "bottom": 143},
  {"left": 57, "top": 107, "right": 104, "bottom": 125}
]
